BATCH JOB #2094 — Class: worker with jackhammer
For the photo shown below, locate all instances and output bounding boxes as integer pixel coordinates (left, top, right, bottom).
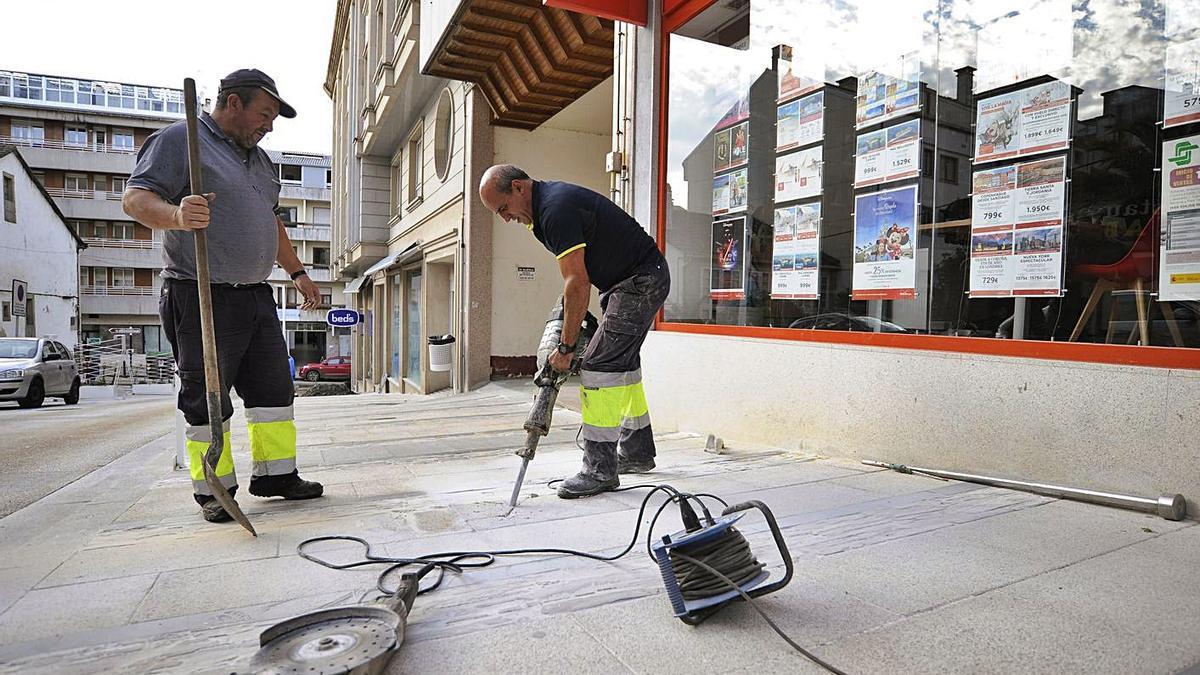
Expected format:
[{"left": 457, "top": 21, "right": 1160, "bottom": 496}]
[
  {"left": 123, "top": 69, "right": 323, "bottom": 523},
  {"left": 479, "top": 165, "right": 670, "bottom": 498}
]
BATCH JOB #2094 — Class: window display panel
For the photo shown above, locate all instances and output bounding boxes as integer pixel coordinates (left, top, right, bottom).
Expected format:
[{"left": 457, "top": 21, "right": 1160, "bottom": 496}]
[
  {"left": 665, "top": 0, "right": 937, "bottom": 332},
  {"left": 664, "top": 0, "right": 1200, "bottom": 349}
]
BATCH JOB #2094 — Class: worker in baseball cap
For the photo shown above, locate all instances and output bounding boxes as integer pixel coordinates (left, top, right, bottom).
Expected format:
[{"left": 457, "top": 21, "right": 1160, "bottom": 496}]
[{"left": 123, "top": 68, "right": 322, "bottom": 524}]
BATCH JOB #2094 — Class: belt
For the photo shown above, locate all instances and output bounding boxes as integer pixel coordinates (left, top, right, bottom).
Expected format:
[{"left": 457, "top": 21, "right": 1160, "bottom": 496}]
[{"left": 167, "top": 277, "right": 266, "bottom": 289}]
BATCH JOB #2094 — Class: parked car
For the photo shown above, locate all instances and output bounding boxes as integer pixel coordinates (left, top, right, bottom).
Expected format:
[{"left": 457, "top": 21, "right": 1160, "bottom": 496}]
[
  {"left": 0, "top": 337, "right": 81, "bottom": 408},
  {"left": 298, "top": 356, "right": 351, "bottom": 382}
]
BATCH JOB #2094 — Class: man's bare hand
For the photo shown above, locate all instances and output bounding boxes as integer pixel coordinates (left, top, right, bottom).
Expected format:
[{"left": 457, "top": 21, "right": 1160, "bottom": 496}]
[
  {"left": 174, "top": 193, "right": 215, "bottom": 230},
  {"left": 549, "top": 350, "right": 572, "bottom": 373},
  {"left": 294, "top": 273, "right": 321, "bottom": 310}
]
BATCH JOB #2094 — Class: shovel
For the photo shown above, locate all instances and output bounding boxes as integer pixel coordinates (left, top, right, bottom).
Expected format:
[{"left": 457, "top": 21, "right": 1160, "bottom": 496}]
[{"left": 183, "top": 77, "right": 256, "bottom": 536}]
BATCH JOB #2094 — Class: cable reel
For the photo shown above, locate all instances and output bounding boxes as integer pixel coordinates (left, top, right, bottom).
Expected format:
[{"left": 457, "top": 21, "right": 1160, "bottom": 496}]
[{"left": 652, "top": 500, "right": 793, "bottom": 624}]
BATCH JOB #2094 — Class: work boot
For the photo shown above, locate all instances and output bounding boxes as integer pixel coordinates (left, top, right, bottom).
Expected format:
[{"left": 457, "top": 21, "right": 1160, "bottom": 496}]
[
  {"left": 557, "top": 472, "right": 619, "bottom": 499},
  {"left": 249, "top": 471, "right": 324, "bottom": 500},
  {"left": 617, "top": 456, "right": 655, "bottom": 474},
  {"left": 198, "top": 495, "right": 235, "bottom": 523}
]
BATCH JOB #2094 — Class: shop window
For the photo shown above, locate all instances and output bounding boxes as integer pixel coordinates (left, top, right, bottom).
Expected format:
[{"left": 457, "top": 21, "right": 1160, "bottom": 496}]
[{"left": 663, "top": 0, "right": 1200, "bottom": 351}]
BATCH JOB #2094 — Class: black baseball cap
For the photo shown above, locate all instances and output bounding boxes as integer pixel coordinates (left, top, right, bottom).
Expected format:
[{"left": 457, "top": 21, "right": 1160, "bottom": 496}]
[{"left": 219, "top": 69, "right": 296, "bottom": 118}]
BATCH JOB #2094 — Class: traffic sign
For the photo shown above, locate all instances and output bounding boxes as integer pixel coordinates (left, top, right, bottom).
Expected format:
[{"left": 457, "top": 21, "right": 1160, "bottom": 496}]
[
  {"left": 326, "top": 308, "right": 360, "bottom": 327},
  {"left": 11, "top": 279, "right": 26, "bottom": 316}
]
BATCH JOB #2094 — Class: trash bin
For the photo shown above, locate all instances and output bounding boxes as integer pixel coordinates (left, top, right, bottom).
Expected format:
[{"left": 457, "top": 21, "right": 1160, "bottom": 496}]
[{"left": 427, "top": 334, "right": 456, "bottom": 372}]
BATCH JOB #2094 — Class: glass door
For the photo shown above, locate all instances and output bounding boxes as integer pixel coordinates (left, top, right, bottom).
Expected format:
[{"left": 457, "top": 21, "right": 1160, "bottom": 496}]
[{"left": 405, "top": 269, "right": 422, "bottom": 388}]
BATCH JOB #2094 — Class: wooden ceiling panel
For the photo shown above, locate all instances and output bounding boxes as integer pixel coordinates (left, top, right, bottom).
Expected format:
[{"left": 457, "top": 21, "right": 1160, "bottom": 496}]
[{"left": 425, "top": 0, "right": 614, "bottom": 129}]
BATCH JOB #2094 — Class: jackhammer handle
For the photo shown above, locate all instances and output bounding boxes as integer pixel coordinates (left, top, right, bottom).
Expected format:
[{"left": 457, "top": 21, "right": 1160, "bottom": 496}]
[{"left": 722, "top": 500, "right": 793, "bottom": 597}]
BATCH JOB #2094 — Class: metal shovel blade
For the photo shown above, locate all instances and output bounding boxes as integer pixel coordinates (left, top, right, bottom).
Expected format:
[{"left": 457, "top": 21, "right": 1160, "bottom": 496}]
[{"left": 203, "top": 440, "right": 256, "bottom": 537}]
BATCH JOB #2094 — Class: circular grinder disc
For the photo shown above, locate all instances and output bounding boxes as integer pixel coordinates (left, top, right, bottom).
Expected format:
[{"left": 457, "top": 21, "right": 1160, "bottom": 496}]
[{"left": 249, "top": 613, "right": 399, "bottom": 674}]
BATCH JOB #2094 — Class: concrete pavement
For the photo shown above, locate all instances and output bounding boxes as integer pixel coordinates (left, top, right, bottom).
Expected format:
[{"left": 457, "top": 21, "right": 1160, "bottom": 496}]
[
  {"left": 0, "top": 384, "right": 175, "bottom": 517},
  {"left": 0, "top": 384, "right": 1197, "bottom": 674}
]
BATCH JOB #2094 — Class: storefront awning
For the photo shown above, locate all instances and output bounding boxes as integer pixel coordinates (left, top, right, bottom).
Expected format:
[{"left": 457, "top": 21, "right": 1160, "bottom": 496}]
[
  {"left": 420, "top": 0, "right": 615, "bottom": 130},
  {"left": 345, "top": 241, "right": 425, "bottom": 295},
  {"left": 343, "top": 274, "right": 371, "bottom": 295}
]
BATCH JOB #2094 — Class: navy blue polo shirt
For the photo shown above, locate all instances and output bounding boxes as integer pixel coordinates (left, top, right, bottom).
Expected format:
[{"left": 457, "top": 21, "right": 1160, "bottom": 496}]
[{"left": 530, "top": 181, "right": 662, "bottom": 293}]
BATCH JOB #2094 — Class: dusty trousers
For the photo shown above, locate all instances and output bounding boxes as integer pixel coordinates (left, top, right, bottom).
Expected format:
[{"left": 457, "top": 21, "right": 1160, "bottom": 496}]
[
  {"left": 577, "top": 259, "right": 670, "bottom": 480},
  {"left": 159, "top": 278, "right": 297, "bottom": 501}
]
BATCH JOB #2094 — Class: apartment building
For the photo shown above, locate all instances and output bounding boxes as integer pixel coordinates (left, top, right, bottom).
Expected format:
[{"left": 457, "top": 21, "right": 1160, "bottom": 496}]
[
  {"left": 0, "top": 70, "right": 182, "bottom": 353},
  {"left": 263, "top": 149, "right": 350, "bottom": 367}
]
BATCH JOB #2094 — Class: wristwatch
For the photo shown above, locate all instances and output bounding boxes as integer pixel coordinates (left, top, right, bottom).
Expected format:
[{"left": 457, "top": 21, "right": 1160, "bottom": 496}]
[
  {"left": 556, "top": 341, "right": 577, "bottom": 355},
  {"left": 290, "top": 269, "right": 308, "bottom": 280}
]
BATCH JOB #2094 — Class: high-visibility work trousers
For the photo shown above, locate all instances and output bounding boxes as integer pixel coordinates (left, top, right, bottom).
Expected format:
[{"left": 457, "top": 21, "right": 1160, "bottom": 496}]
[
  {"left": 160, "top": 279, "right": 298, "bottom": 501},
  {"left": 578, "top": 260, "right": 670, "bottom": 480}
]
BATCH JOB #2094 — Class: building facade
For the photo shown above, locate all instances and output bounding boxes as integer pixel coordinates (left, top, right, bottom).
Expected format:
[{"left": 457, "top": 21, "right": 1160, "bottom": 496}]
[
  {"left": 543, "top": 0, "right": 1200, "bottom": 511},
  {"left": 327, "top": 0, "right": 615, "bottom": 394},
  {"left": 0, "top": 146, "right": 85, "bottom": 345},
  {"left": 0, "top": 70, "right": 183, "bottom": 353}
]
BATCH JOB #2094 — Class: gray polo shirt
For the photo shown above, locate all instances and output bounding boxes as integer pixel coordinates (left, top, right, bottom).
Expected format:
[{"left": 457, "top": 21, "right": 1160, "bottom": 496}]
[{"left": 127, "top": 112, "right": 280, "bottom": 284}]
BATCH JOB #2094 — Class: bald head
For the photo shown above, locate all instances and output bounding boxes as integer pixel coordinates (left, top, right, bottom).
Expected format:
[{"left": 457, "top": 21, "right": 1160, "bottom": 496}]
[{"left": 479, "top": 164, "right": 535, "bottom": 225}]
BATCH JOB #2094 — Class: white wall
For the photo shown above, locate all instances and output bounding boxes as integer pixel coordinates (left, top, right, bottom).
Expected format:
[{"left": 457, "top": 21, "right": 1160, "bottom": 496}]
[
  {"left": 642, "top": 331, "right": 1200, "bottom": 516},
  {"left": 489, "top": 81, "right": 614, "bottom": 358},
  {"left": 0, "top": 152, "right": 78, "bottom": 347}
]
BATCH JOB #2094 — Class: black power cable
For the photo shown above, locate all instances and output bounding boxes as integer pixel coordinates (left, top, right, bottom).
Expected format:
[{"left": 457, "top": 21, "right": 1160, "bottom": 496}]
[{"left": 296, "top": 483, "right": 844, "bottom": 674}]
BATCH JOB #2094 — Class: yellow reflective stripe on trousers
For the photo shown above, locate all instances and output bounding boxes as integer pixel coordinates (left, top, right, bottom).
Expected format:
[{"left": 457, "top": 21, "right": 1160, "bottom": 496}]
[
  {"left": 185, "top": 427, "right": 235, "bottom": 494},
  {"left": 248, "top": 419, "right": 297, "bottom": 476},
  {"left": 580, "top": 379, "right": 650, "bottom": 442}
]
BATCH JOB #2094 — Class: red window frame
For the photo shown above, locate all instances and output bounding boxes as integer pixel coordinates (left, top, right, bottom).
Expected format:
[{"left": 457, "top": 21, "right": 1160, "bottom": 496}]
[{"left": 653, "top": 1, "right": 1200, "bottom": 371}]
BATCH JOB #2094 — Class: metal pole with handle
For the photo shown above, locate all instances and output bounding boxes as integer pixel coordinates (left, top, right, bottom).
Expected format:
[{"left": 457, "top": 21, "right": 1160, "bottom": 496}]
[
  {"left": 183, "top": 78, "right": 256, "bottom": 536},
  {"left": 863, "top": 460, "right": 1186, "bottom": 521}
]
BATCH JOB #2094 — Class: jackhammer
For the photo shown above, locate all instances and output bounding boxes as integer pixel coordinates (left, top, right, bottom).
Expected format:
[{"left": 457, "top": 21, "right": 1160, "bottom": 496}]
[{"left": 508, "top": 297, "right": 599, "bottom": 508}]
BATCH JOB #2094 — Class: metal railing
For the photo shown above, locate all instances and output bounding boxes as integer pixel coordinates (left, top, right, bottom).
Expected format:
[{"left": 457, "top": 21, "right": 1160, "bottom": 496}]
[
  {"left": 0, "top": 135, "right": 137, "bottom": 154},
  {"left": 81, "top": 285, "right": 154, "bottom": 296},
  {"left": 82, "top": 237, "right": 160, "bottom": 249},
  {"left": 74, "top": 337, "right": 174, "bottom": 385},
  {"left": 43, "top": 186, "right": 125, "bottom": 201}
]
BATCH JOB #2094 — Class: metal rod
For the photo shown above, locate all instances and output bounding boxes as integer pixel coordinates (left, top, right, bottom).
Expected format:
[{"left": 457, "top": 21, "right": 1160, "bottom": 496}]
[
  {"left": 184, "top": 78, "right": 256, "bottom": 536},
  {"left": 863, "top": 460, "right": 1187, "bottom": 521}
]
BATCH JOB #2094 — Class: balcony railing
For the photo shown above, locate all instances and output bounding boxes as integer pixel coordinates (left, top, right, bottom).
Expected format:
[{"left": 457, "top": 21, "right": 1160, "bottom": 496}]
[
  {"left": 0, "top": 135, "right": 137, "bottom": 154},
  {"left": 44, "top": 187, "right": 124, "bottom": 201},
  {"left": 81, "top": 285, "right": 154, "bottom": 296},
  {"left": 82, "top": 237, "right": 160, "bottom": 249}
]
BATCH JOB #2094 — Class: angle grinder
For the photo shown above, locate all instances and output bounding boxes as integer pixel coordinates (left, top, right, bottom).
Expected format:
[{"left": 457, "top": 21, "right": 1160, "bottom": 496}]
[{"left": 247, "top": 566, "right": 428, "bottom": 674}]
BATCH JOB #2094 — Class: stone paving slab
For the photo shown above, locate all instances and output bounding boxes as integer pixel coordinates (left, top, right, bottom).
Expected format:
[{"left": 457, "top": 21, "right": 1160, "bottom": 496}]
[{"left": 0, "top": 385, "right": 1197, "bottom": 674}]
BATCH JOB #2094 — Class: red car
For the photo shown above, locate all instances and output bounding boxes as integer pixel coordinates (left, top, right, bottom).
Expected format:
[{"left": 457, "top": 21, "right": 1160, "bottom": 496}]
[{"left": 298, "top": 356, "right": 351, "bottom": 382}]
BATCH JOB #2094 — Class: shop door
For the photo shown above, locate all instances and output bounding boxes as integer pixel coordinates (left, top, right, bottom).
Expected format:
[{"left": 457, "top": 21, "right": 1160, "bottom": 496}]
[{"left": 405, "top": 270, "right": 422, "bottom": 388}]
